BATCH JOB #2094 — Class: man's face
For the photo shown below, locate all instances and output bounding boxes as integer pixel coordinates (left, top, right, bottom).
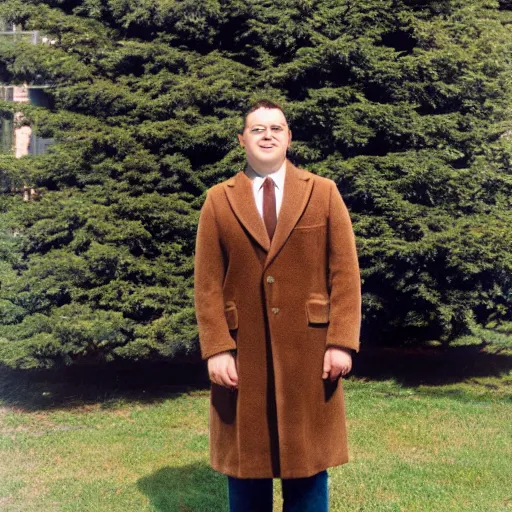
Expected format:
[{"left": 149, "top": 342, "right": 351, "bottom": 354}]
[{"left": 238, "top": 107, "right": 292, "bottom": 174}]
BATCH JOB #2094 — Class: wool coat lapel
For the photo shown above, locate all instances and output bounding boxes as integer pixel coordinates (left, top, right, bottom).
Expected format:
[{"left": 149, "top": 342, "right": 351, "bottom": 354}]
[
  {"left": 224, "top": 171, "right": 270, "bottom": 252},
  {"left": 265, "top": 160, "right": 313, "bottom": 270}
]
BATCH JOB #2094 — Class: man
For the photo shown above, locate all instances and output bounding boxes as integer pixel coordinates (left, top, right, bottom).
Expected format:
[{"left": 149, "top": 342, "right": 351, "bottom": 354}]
[{"left": 194, "top": 100, "right": 361, "bottom": 511}]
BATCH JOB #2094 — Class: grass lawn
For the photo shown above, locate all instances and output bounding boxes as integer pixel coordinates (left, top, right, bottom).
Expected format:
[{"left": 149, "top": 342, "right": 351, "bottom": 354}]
[{"left": 0, "top": 344, "right": 510, "bottom": 512}]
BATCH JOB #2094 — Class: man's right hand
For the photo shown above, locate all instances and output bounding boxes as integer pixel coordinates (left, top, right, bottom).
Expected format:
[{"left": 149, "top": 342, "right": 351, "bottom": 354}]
[{"left": 207, "top": 351, "right": 239, "bottom": 389}]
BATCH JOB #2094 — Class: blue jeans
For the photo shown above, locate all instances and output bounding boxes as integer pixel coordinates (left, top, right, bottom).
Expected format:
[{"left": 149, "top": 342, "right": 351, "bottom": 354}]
[{"left": 228, "top": 470, "right": 328, "bottom": 512}]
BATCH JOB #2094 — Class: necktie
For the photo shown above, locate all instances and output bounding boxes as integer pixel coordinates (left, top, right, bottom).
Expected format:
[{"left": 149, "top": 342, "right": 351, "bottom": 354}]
[{"left": 262, "top": 177, "right": 277, "bottom": 241}]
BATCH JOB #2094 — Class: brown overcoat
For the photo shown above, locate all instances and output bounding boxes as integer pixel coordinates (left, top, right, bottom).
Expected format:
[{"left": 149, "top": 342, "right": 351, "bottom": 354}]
[{"left": 194, "top": 160, "right": 361, "bottom": 479}]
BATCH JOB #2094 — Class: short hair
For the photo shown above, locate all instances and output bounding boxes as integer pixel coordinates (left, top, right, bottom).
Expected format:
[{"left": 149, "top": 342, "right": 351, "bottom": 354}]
[{"left": 241, "top": 99, "right": 288, "bottom": 131}]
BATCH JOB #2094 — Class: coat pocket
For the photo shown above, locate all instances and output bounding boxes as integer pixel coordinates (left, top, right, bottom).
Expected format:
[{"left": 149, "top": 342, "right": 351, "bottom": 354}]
[
  {"left": 224, "top": 301, "right": 239, "bottom": 330},
  {"left": 306, "top": 298, "right": 330, "bottom": 324}
]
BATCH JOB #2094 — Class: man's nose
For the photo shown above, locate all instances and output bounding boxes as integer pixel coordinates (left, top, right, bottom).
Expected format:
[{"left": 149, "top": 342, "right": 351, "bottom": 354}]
[{"left": 262, "top": 128, "right": 272, "bottom": 138}]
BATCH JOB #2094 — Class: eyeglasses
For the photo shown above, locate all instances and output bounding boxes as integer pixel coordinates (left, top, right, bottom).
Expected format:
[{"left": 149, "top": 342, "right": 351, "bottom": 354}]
[{"left": 249, "top": 125, "right": 287, "bottom": 135}]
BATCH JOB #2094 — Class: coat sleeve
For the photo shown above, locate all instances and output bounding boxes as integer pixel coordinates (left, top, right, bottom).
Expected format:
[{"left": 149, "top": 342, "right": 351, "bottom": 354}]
[
  {"left": 194, "top": 191, "right": 237, "bottom": 360},
  {"left": 326, "top": 180, "right": 362, "bottom": 352}
]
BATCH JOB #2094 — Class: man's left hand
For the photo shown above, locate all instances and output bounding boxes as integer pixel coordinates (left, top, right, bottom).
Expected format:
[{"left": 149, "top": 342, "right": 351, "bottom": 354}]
[{"left": 322, "top": 347, "right": 352, "bottom": 381}]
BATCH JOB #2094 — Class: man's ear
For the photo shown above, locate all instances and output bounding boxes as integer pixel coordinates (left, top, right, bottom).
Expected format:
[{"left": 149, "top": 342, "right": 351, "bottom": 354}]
[
  {"left": 288, "top": 129, "right": 292, "bottom": 147},
  {"left": 237, "top": 133, "right": 245, "bottom": 147}
]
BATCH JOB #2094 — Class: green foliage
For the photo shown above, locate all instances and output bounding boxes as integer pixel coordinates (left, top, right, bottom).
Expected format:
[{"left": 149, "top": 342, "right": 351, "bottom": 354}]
[{"left": 0, "top": 0, "right": 511, "bottom": 367}]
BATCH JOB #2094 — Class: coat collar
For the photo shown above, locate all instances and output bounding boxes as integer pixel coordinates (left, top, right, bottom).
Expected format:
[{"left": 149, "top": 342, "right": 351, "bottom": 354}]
[{"left": 224, "top": 160, "right": 313, "bottom": 267}]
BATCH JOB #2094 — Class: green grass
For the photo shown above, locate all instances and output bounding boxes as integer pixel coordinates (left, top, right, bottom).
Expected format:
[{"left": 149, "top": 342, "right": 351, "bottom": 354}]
[{"left": 0, "top": 347, "right": 511, "bottom": 512}]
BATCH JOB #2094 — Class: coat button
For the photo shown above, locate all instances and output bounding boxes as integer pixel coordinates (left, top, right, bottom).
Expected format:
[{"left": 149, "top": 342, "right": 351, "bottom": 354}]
[
  {"left": 271, "top": 308, "right": 280, "bottom": 315},
  {"left": 266, "top": 276, "right": 275, "bottom": 284}
]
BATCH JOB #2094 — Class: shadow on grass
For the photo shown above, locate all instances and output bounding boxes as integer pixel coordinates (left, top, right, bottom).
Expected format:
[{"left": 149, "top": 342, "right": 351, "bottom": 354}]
[
  {"left": 353, "top": 345, "right": 512, "bottom": 388},
  {"left": 1, "top": 344, "right": 510, "bottom": 411},
  {"left": 0, "top": 360, "right": 210, "bottom": 411},
  {"left": 137, "top": 462, "right": 227, "bottom": 512}
]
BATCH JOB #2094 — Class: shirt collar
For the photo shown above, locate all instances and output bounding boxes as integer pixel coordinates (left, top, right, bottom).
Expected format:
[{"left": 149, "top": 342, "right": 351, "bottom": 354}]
[{"left": 245, "top": 160, "right": 286, "bottom": 191}]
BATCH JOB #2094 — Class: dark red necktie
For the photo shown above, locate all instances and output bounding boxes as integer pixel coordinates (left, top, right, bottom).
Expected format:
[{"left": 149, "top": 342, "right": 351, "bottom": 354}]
[{"left": 262, "top": 177, "right": 277, "bottom": 241}]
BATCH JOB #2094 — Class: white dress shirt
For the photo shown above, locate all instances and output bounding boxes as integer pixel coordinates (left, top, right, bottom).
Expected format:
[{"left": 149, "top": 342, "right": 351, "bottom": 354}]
[{"left": 245, "top": 160, "right": 286, "bottom": 219}]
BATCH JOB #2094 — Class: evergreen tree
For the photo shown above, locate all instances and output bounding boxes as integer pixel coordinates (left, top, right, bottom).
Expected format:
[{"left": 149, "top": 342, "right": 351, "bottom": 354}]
[{"left": 0, "top": 0, "right": 511, "bottom": 368}]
